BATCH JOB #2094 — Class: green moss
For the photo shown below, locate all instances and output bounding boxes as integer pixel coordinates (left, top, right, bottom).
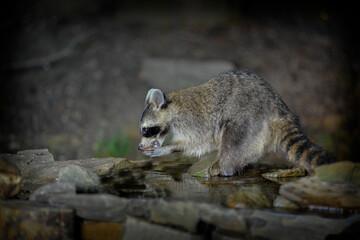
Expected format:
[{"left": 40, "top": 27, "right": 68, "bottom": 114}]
[
  {"left": 315, "top": 161, "right": 360, "bottom": 185},
  {"left": 194, "top": 171, "right": 207, "bottom": 177},
  {"left": 95, "top": 133, "right": 132, "bottom": 158}
]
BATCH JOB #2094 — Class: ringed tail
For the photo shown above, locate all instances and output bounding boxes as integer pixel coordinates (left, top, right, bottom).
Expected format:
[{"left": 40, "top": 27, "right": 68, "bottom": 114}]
[{"left": 274, "top": 118, "right": 337, "bottom": 172}]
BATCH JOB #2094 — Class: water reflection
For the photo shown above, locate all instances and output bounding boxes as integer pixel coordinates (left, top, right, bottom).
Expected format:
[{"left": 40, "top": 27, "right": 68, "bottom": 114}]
[{"left": 102, "top": 155, "right": 283, "bottom": 206}]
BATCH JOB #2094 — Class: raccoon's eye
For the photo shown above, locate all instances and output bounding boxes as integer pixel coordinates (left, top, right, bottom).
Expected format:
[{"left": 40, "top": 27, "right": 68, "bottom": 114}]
[{"left": 142, "top": 126, "right": 161, "bottom": 138}]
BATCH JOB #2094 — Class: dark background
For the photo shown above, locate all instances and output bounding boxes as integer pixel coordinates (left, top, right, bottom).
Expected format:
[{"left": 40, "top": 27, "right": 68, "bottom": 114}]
[{"left": 0, "top": 0, "right": 359, "bottom": 162}]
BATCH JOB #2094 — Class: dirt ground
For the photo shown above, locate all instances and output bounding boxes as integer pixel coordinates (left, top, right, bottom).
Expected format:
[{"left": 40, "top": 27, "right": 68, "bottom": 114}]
[{"left": 1, "top": 1, "right": 359, "bottom": 161}]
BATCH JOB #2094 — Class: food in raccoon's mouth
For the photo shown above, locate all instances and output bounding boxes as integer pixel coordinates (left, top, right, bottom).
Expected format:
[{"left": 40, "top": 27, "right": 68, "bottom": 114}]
[
  {"left": 140, "top": 141, "right": 160, "bottom": 151},
  {"left": 140, "top": 146, "right": 153, "bottom": 150}
]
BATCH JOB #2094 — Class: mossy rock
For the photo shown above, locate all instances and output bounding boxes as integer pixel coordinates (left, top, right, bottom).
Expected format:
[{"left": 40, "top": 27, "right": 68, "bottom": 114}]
[
  {"left": 226, "top": 186, "right": 272, "bottom": 209},
  {"left": 315, "top": 161, "right": 360, "bottom": 185},
  {"left": 261, "top": 168, "right": 306, "bottom": 184},
  {"left": 187, "top": 152, "right": 219, "bottom": 177}
]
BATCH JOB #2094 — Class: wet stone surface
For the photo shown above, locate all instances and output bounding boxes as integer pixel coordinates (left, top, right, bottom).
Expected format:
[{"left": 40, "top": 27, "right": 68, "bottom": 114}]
[
  {"left": 2, "top": 150, "right": 360, "bottom": 239},
  {"left": 102, "top": 155, "right": 282, "bottom": 205},
  {"left": 0, "top": 157, "right": 22, "bottom": 199},
  {"left": 0, "top": 200, "right": 74, "bottom": 239}
]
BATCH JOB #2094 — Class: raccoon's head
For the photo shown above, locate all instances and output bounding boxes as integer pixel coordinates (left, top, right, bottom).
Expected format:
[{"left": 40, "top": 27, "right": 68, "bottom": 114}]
[{"left": 138, "top": 89, "right": 171, "bottom": 151}]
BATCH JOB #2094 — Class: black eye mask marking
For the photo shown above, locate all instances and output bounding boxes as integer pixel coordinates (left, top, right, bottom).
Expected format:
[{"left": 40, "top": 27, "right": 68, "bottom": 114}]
[{"left": 142, "top": 126, "right": 161, "bottom": 138}]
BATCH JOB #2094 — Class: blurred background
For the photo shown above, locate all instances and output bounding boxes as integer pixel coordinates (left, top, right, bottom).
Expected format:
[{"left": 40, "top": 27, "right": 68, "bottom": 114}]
[{"left": 0, "top": 0, "right": 359, "bottom": 162}]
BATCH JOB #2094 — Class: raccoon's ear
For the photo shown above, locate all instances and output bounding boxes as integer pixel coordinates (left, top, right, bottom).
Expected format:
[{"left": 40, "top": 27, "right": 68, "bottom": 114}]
[{"left": 145, "top": 89, "right": 165, "bottom": 109}]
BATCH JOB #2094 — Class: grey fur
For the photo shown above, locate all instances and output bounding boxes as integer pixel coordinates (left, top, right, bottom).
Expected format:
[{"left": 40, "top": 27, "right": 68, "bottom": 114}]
[{"left": 138, "top": 70, "right": 336, "bottom": 176}]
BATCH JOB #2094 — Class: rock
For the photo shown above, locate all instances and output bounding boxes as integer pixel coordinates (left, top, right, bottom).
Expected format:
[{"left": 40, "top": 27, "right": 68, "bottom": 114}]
[
  {"left": 128, "top": 159, "right": 152, "bottom": 168},
  {"left": 123, "top": 216, "right": 201, "bottom": 240},
  {"left": 279, "top": 176, "right": 360, "bottom": 209},
  {"left": 29, "top": 182, "right": 76, "bottom": 203},
  {"left": 197, "top": 203, "right": 247, "bottom": 233},
  {"left": 81, "top": 221, "right": 123, "bottom": 240},
  {"left": 261, "top": 168, "right": 306, "bottom": 184},
  {"left": 262, "top": 167, "right": 306, "bottom": 178},
  {"left": 1, "top": 149, "right": 131, "bottom": 193},
  {"left": 17, "top": 149, "right": 55, "bottom": 162},
  {"left": 187, "top": 152, "right": 220, "bottom": 177},
  {"left": 247, "top": 209, "right": 360, "bottom": 240},
  {"left": 315, "top": 161, "right": 360, "bottom": 185},
  {"left": 0, "top": 200, "right": 74, "bottom": 239},
  {"left": 198, "top": 176, "right": 264, "bottom": 185},
  {"left": 49, "top": 193, "right": 128, "bottom": 222},
  {"left": 150, "top": 200, "right": 200, "bottom": 233},
  {"left": 273, "top": 195, "right": 300, "bottom": 209},
  {"left": 261, "top": 176, "right": 303, "bottom": 185},
  {"left": 140, "top": 57, "right": 234, "bottom": 92},
  {"left": 226, "top": 186, "right": 272, "bottom": 209},
  {"left": 211, "top": 231, "right": 244, "bottom": 240},
  {"left": 126, "top": 198, "right": 152, "bottom": 219},
  {"left": 0, "top": 157, "right": 22, "bottom": 199},
  {"left": 199, "top": 202, "right": 360, "bottom": 239},
  {"left": 0, "top": 149, "right": 54, "bottom": 170},
  {"left": 58, "top": 165, "right": 101, "bottom": 192}
]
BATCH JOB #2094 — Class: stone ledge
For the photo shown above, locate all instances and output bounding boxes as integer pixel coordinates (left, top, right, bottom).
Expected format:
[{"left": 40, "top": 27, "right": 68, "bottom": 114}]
[
  {"left": 2, "top": 195, "right": 360, "bottom": 240},
  {"left": 1, "top": 149, "right": 131, "bottom": 193},
  {"left": 0, "top": 200, "right": 74, "bottom": 239}
]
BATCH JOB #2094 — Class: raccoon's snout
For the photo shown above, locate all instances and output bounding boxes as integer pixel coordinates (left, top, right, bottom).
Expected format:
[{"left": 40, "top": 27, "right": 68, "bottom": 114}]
[{"left": 138, "top": 144, "right": 144, "bottom": 151}]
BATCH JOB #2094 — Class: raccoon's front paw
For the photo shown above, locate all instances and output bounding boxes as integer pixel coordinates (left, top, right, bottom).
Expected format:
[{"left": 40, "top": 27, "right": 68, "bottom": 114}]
[{"left": 143, "top": 147, "right": 161, "bottom": 157}]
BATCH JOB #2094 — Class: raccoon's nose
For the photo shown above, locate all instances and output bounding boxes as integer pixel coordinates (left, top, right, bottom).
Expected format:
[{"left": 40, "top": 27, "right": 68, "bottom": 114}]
[{"left": 138, "top": 144, "right": 144, "bottom": 151}]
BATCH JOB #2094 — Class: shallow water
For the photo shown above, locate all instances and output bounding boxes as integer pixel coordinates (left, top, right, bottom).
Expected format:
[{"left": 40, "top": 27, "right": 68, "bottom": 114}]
[
  {"left": 100, "top": 154, "right": 360, "bottom": 220},
  {"left": 102, "top": 154, "right": 292, "bottom": 207}
]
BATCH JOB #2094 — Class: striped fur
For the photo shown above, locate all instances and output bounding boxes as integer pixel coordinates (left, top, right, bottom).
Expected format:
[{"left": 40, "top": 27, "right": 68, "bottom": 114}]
[{"left": 274, "top": 118, "right": 336, "bottom": 172}]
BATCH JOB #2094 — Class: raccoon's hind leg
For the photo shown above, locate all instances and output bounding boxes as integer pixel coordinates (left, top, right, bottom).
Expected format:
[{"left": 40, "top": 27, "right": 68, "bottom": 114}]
[
  {"left": 218, "top": 121, "right": 269, "bottom": 176},
  {"left": 218, "top": 126, "right": 248, "bottom": 176}
]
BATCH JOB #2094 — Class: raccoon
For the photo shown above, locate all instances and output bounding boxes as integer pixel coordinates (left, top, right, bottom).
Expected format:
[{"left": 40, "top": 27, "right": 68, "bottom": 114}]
[{"left": 138, "top": 70, "right": 336, "bottom": 176}]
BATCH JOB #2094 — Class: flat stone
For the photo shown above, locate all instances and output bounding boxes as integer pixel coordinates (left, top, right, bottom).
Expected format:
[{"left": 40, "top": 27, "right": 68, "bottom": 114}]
[
  {"left": 58, "top": 165, "right": 101, "bottom": 192},
  {"left": 126, "top": 198, "right": 152, "bottom": 219},
  {"left": 29, "top": 182, "right": 76, "bottom": 203},
  {"left": 315, "top": 161, "right": 360, "bottom": 185},
  {"left": 279, "top": 176, "right": 360, "bottom": 209},
  {"left": 273, "top": 195, "right": 300, "bottom": 209},
  {"left": 126, "top": 199, "right": 248, "bottom": 234},
  {"left": 140, "top": 57, "right": 234, "bottom": 92},
  {"left": 0, "top": 149, "right": 54, "bottom": 170},
  {"left": 197, "top": 203, "right": 247, "bottom": 233},
  {"left": 0, "top": 157, "right": 22, "bottom": 199},
  {"left": 211, "top": 231, "right": 245, "bottom": 240},
  {"left": 187, "top": 152, "right": 220, "bottom": 177},
  {"left": 123, "top": 216, "right": 201, "bottom": 240},
  {"left": 1, "top": 151, "right": 131, "bottom": 192},
  {"left": 49, "top": 193, "right": 128, "bottom": 222},
  {"left": 262, "top": 168, "right": 306, "bottom": 180},
  {"left": 226, "top": 186, "right": 272, "bottom": 209},
  {"left": 247, "top": 209, "right": 360, "bottom": 240},
  {"left": 81, "top": 221, "right": 123, "bottom": 240},
  {"left": 150, "top": 200, "right": 200, "bottom": 232},
  {"left": 198, "top": 176, "right": 264, "bottom": 185},
  {"left": 128, "top": 159, "right": 152, "bottom": 168},
  {"left": 17, "top": 149, "right": 55, "bottom": 160},
  {"left": 0, "top": 200, "right": 74, "bottom": 239},
  {"left": 261, "top": 176, "right": 303, "bottom": 185}
]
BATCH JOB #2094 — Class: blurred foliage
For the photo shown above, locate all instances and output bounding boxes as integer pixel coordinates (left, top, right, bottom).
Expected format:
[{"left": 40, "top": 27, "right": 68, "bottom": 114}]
[{"left": 95, "top": 133, "right": 132, "bottom": 158}]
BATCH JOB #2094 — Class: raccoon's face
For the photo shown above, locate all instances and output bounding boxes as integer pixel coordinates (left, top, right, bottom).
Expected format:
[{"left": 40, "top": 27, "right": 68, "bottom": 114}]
[{"left": 138, "top": 89, "right": 171, "bottom": 151}]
